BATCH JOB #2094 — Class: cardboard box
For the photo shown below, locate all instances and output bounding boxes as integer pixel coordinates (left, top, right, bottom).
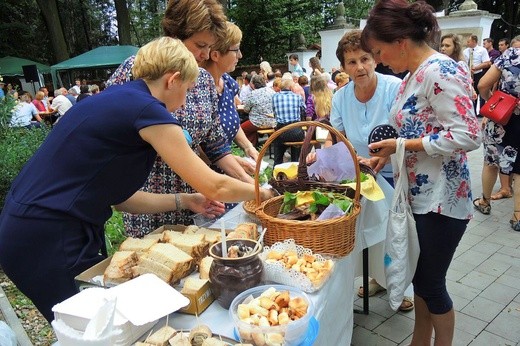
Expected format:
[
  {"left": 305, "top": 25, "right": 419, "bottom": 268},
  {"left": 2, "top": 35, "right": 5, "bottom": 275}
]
[
  {"left": 74, "top": 224, "right": 216, "bottom": 314},
  {"left": 175, "top": 273, "right": 214, "bottom": 315}
]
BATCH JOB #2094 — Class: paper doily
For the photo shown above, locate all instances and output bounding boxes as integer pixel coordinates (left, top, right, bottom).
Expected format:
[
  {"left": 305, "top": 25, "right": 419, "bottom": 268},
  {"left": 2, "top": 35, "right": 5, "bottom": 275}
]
[{"left": 260, "top": 239, "right": 335, "bottom": 293}]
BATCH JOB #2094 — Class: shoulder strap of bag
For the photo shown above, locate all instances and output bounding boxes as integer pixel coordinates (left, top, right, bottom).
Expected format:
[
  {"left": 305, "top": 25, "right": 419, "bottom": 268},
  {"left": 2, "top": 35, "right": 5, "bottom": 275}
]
[{"left": 391, "top": 138, "right": 409, "bottom": 209}]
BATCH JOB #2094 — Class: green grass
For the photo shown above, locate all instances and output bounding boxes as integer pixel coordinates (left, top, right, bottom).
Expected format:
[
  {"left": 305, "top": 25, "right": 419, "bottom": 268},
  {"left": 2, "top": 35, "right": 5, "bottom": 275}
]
[{"left": 104, "top": 209, "right": 127, "bottom": 256}]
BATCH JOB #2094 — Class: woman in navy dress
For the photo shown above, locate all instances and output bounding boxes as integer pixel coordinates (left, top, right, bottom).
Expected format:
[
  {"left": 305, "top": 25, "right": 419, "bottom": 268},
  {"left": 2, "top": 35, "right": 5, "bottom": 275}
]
[{"left": 0, "top": 37, "right": 273, "bottom": 323}]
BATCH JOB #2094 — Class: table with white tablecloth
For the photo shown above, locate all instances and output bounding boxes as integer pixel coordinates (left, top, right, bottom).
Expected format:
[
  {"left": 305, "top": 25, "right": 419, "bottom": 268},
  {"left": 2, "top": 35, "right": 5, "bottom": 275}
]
[{"left": 168, "top": 202, "right": 356, "bottom": 345}]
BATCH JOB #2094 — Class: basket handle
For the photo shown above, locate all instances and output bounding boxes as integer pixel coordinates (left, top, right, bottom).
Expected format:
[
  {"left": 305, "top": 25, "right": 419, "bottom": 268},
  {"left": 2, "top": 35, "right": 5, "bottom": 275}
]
[
  {"left": 297, "top": 118, "right": 339, "bottom": 182},
  {"left": 254, "top": 121, "right": 361, "bottom": 205}
]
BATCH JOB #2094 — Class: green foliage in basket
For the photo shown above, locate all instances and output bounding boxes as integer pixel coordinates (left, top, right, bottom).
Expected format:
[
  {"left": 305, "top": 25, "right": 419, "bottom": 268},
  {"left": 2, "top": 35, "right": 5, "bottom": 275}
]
[
  {"left": 339, "top": 171, "right": 369, "bottom": 184},
  {"left": 281, "top": 190, "right": 353, "bottom": 215}
]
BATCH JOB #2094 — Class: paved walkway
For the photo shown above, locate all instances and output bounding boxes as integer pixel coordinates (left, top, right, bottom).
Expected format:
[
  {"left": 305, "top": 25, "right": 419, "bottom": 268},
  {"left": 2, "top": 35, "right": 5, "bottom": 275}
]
[{"left": 352, "top": 146, "right": 520, "bottom": 345}]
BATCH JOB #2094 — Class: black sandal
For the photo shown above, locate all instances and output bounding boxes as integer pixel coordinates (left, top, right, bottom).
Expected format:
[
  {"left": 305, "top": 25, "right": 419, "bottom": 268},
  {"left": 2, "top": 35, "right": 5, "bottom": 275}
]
[
  {"left": 473, "top": 196, "right": 491, "bottom": 215},
  {"left": 510, "top": 211, "right": 520, "bottom": 231}
]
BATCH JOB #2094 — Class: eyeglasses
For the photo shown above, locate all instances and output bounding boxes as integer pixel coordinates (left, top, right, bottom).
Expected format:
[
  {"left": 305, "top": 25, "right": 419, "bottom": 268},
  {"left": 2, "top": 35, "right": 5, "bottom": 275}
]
[{"left": 228, "top": 48, "right": 241, "bottom": 55}]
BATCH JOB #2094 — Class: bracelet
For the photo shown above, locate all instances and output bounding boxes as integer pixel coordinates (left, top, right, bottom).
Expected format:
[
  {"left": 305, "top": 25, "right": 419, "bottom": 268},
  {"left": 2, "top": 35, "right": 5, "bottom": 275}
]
[{"left": 175, "top": 194, "right": 183, "bottom": 210}]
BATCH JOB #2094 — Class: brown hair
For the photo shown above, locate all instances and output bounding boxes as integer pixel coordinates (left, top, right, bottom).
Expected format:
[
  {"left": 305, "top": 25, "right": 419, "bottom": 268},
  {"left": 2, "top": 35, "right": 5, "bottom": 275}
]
[
  {"left": 440, "top": 33, "right": 464, "bottom": 62},
  {"left": 336, "top": 30, "right": 365, "bottom": 69},
  {"left": 309, "top": 57, "right": 323, "bottom": 73},
  {"left": 162, "top": 0, "right": 227, "bottom": 41},
  {"left": 361, "top": 0, "right": 439, "bottom": 51}
]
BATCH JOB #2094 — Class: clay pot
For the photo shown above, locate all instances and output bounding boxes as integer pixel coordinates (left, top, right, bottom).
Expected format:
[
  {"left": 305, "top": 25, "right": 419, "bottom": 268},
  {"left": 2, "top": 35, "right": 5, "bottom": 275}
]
[{"left": 208, "top": 239, "right": 263, "bottom": 309}]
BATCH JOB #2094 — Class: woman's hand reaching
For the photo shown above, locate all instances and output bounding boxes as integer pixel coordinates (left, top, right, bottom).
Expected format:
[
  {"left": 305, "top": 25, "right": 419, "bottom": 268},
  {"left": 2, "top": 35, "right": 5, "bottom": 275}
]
[
  {"left": 234, "top": 155, "right": 256, "bottom": 175},
  {"left": 184, "top": 193, "right": 225, "bottom": 218}
]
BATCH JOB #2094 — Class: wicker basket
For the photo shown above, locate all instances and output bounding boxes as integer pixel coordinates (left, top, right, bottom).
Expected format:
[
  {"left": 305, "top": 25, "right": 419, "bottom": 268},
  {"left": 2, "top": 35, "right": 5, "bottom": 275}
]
[{"left": 253, "top": 121, "right": 362, "bottom": 257}]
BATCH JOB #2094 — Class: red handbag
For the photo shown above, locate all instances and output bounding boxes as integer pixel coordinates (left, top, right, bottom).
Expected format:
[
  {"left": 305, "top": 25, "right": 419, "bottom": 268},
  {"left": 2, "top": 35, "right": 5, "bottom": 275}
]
[{"left": 480, "top": 90, "right": 519, "bottom": 126}]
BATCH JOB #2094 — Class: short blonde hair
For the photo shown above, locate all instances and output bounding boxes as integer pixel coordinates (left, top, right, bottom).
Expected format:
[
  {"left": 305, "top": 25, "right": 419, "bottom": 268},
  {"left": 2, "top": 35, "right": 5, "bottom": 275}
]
[
  {"left": 90, "top": 84, "right": 100, "bottom": 94},
  {"left": 259, "top": 61, "right": 272, "bottom": 74},
  {"left": 35, "top": 91, "right": 44, "bottom": 100},
  {"left": 211, "top": 22, "right": 242, "bottom": 54},
  {"left": 281, "top": 78, "right": 294, "bottom": 90},
  {"left": 334, "top": 72, "right": 350, "bottom": 85},
  {"left": 133, "top": 37, "right": 199, "bottom": 83},
  {"left": 272, "top": 77, "right": 283, "bottom": 90}
]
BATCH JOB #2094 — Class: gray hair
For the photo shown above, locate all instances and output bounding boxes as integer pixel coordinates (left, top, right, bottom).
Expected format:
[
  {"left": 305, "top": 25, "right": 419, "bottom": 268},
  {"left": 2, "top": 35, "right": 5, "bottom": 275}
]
[{"left": 251, "top": 74, "right": 266, "bottom": 89}]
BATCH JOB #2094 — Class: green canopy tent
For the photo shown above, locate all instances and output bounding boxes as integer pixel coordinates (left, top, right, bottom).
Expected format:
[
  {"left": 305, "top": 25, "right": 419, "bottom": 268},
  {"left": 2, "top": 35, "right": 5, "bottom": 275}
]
[
  {"left": 0, "top": 56, "right": 51, "bottom": 94},
  {"left": 0, "top": 56, "right": 51, "bottom": 76},
  {"left": 50, "top": 45, "right": 139, "bottom": 89}
]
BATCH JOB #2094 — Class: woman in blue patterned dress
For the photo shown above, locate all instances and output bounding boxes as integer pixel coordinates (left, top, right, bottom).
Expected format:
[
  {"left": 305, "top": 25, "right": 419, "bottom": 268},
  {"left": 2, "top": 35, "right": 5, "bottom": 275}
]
[
  {"left": 203, "top": 22, "right": 259, "bottom": 181},
  {"left": 361, "top": 0, "right": 481, "bottom": 344},
  {"left": 107, "top": 0, "right": 255, "bottom": 236},
  {"left": 476, "top": 45, "right": 520, "bottom": 229}
]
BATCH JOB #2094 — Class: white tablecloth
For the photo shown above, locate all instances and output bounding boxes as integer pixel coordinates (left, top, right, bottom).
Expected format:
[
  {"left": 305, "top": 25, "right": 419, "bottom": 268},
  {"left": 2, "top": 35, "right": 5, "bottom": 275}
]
[
  {"left": 169, "top": 255, "right": 354, "bottom": 345},
  {"left": 168, "top": 203, "right": 355, "bottom": 345}
]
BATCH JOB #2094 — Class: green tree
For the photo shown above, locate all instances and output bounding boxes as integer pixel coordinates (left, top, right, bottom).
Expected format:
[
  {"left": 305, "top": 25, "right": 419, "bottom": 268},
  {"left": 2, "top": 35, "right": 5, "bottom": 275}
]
[{"left": 228, "top": 0, "right": 338, "bottom": 65}]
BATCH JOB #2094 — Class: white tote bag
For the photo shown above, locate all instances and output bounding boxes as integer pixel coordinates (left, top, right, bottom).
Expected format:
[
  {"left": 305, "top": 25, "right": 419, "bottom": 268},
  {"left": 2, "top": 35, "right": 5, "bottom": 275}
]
[{"left": 384, "top": 138, "right": 420, "bottom": 311}]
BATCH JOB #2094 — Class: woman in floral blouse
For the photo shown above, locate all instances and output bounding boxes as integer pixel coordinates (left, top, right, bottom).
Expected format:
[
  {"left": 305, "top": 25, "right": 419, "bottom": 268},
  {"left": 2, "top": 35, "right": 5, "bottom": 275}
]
[
  {"left": 361, "top": 0, "right": 481, "bottom": 344},
  {"left": 106, "top": 0, "right": 254, "bottom": 236},
  {"left": 476, "top": 45, "right": 520, "bottom": 229},
  {"left": 241, "top": 74, "right": 277, "bottom": 146}
]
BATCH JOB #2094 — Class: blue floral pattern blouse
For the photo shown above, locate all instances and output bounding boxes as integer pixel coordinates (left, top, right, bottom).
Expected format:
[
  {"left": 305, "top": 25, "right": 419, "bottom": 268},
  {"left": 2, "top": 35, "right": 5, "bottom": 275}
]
[{"left": 390, "top": 53, "right": 481, "bottom": 220}]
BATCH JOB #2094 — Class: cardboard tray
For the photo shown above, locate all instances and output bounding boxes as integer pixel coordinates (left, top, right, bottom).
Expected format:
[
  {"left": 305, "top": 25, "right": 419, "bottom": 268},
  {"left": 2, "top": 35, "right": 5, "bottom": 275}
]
[{"left": 74, "top": 225, "right": 218, "bottom": 315}]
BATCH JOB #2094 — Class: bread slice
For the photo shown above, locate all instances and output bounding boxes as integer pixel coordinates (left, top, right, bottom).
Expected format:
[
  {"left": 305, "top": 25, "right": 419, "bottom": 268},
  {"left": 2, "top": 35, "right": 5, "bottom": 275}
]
[
  {"left": 234, "top": 223, "right": 258, "bottom": 239},
  {"left": 198, "top": 256, "right": 213, "bottom": 280},
  {"left": 181, "top": 277, "right": 208, "bottom": 295},
  {"left": 146, "top": 243, "right": 193, "bottom": 283},
  {"left": 162, "top": 232, "right": 209, "bottom": 262},
  {"left": 119, "top": 237, "right": 158, "bottom": 253},
  {"left": 131, "top": 256, "right": 174, "bottom": 284},
  {"left": 183, "top": 225, "right": 200, "bottom": 234},
  {"left": 193, "top": 227, "right": 221, "bottom": 245},
  {"left": 145, "top": 325, "right": 177, "bottom": 346},
  {"left": 103, "top": 251, "right": 138, "bottom": 286},
  {"left": 143, "top": 233, "right": 163, "bottom": 241}
]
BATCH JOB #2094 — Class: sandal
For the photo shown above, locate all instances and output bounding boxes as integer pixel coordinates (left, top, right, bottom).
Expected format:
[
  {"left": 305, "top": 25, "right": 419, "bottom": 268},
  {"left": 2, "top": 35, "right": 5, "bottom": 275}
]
[
  {"left": 473, "top": 196, "right": 491, "bottom": 215},
  {"left": 357, "top": 280, "right": 385, "bottom": 298},
  {"left": 510, "top": 211, "right": 520, "bottom": 232},
  {"left": 491, "top": 189, "right": 513, "bottom": 200},
  {"left": 399, "top": 297, "right": 414, "bottom": 312}
]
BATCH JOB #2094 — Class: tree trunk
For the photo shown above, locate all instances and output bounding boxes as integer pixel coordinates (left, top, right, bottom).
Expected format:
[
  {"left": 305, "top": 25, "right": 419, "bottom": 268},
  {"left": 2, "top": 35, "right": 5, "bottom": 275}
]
[
  {"left": 35, "top": 0, "right": 69, "bottom": 63},
  {"left": 80, "top": 1, "right": 92, "bottom": 51},
  {"left": 114, "top": 0, "right": 132, "bottom": 45}
]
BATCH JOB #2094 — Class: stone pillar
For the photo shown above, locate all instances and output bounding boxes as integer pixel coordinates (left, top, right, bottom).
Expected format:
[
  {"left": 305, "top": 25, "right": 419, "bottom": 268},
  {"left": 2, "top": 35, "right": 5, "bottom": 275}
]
[
  {"left": 318, "top": 2, "right": 356, "bottom": 73},
  {"left": 437, "top": 5, "right": 499, "bottom": 44}
]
